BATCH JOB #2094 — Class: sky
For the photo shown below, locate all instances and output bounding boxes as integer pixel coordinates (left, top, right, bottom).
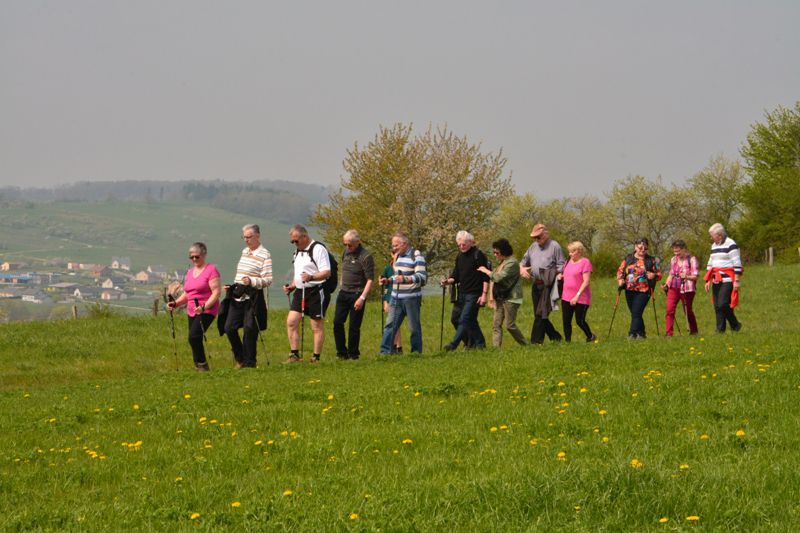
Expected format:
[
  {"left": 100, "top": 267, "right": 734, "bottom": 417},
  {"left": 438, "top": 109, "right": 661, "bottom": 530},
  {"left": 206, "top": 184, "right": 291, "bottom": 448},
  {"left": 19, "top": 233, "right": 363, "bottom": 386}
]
[{"left": 1, "top": 0, "right": 799, "bottom": 199}]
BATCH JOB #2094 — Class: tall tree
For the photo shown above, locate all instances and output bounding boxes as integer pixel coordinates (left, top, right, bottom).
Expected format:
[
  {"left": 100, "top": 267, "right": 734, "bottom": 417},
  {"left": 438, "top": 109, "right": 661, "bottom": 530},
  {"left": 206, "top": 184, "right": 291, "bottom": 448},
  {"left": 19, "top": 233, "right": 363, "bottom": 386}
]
[
  {"left": 739, "top": 101, "right": 800, "bottom": 253},
  {"left": 312, "top": 124, "right": 513, "bottom": 272},
  {"left": 686, "top": 154, "right": 747, "bottom": 228}
]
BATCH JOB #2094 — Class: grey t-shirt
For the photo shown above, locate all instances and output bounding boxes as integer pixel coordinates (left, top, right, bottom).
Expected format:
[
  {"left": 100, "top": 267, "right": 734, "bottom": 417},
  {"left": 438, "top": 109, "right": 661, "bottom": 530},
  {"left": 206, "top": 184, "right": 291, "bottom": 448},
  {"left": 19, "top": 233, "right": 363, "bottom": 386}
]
[{"left": 520, "top": 239, "right": 565, "bottom": 276}]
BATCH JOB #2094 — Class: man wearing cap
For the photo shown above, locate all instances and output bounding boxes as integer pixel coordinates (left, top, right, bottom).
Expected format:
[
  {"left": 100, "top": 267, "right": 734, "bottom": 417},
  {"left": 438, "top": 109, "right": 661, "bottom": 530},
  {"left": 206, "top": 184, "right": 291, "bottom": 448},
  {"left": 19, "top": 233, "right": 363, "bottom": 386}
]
[{"left": 520, "top": 223, "right": 565, "bottom": 344}]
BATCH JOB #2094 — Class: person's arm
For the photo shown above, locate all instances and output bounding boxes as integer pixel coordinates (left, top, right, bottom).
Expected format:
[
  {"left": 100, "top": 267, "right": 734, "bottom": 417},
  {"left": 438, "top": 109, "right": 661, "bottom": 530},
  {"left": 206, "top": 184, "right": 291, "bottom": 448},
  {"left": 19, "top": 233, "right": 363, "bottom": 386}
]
[
  {"left": 201, "top": 277, "right": 222, "bottom": 312},
  {"left": 616, "top": 259, "right": 626, "bottom": 287},
  {"left": 571, "top": 271, "right": 591, "bottom": 306},
  {"left": 251, "top": 249, "right": 273, "bottom": 289},
  {"left": 687, "top": 256, "right": 698, "bottom": 281}
]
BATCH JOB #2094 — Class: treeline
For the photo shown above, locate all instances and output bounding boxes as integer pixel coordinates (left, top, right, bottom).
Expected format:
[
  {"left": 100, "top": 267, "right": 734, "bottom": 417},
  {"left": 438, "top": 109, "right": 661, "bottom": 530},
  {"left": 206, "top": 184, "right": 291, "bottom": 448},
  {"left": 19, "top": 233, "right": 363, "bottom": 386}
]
[
  {"left": 314, "top": 102, "right": 800, "bottom": 274},
  {"left": 0, "top": 179, "right": 335, "bottom": 224}
]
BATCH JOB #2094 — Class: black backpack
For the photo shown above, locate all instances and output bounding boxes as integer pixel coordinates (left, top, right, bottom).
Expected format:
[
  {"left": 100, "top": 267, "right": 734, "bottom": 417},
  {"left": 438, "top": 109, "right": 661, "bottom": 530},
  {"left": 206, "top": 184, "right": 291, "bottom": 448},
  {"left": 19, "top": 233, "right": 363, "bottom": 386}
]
[{"left": 295, "top": 241, "right": 338, "bottom": 295}]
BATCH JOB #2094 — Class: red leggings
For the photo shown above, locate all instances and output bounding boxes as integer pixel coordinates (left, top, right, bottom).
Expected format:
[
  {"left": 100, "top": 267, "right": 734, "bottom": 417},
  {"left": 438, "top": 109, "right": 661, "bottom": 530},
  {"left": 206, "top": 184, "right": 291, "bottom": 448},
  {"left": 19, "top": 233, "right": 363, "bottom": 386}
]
[{"left": 665, "top": 288, "right": 697, "bottom": 335}]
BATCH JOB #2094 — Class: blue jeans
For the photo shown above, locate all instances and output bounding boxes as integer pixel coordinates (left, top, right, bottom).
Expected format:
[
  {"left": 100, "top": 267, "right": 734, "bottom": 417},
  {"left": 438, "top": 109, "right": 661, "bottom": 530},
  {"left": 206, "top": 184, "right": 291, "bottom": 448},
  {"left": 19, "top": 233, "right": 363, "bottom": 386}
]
[
  {"left": 625, "top": 290, "right": 650, "bottom": 337},
  {"left": 448, "top": 293, "right": 486, "bottom": 348},
  {"left": 381, "top": 296, "right": 422, "bottom": 354}
]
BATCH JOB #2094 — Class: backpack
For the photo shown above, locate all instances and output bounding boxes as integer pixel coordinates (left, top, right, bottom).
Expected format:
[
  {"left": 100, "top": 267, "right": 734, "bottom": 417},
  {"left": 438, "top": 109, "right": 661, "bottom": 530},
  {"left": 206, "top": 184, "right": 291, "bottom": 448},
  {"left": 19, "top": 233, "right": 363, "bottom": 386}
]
[{"left": 294, "top": 241, "right": 338, "bottom": 295}]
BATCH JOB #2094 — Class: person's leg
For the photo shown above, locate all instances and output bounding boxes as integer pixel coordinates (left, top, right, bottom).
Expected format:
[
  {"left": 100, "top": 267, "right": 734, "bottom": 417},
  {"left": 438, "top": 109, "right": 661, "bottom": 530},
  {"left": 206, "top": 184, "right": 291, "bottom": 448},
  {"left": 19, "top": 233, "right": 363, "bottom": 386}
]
[
  {"left": 683, "top": 292, "right": 698, "bottom": 334},
  {"left": 712, "top": 283, "right": 727, "bottom": 332},
  {"left": 716, "top": 282, "right": 741, "bottom": 331},
  {"left": 574, "top": 304, "right": 593, "bottom": 340},
  {"left": 449, "top": 294, "right": 479, "bottom": 349},
  {"left": 665, "top": 288, "right": 679, "bottom": 336},
  {"left": 347, "top": 295, "right": 365, "bottom": 358},
  {"left": 405, "top": 297, "right": 423, "bottom": 353},
  {"left": 504, "top": 302, "right": 527, "bottom": 346},
  {"left": 332, "top": 292, "right": 350, "bottom": 357},
  {"left": 464, "top": 294, "right": 486, "bottom": 348},
  {"left": 286, "top": 310, "right": 301, "bottom": 350},
  {"left": 187, "top": 314, "right": 206, "bottom": 365},
  {"left": 242, "top": 300, "right": 258, "bottom": 367},
  {"left": 630, "top": 292, "right": 649, "bottom": 338},
  {"left": 381, "top": 300, "right": 404, "bottom": 354},
  {"left": 531, "top": 285, "right": 546, "bottom": 344},
  {"left": 310, "top": 318, "right": 325, "bottom": 358},
  {"left": 492, "top": 301, "right": 505, "bottom": 348},
  {"left": 561, "top": 300, "right": 575, "bottom": 342},
  {"left": 224, "top": 301, "right": 245, "bottom": 364}
]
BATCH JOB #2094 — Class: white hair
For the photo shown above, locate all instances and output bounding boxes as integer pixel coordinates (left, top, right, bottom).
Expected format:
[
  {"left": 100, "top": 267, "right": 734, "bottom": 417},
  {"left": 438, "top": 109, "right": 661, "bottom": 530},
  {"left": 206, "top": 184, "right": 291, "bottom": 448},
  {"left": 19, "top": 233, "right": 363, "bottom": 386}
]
[
  {"left": 708, "top": 223, "right": 726, "bottom": 238},
  {"left": 456, "top": 230, "right": 475, "bottom": 243},
  {"left": 344, "top": 229, "right": 360, "bottom": 242},
  {"left": 242, "top": 224, "right": 260, "bottom": 235}
]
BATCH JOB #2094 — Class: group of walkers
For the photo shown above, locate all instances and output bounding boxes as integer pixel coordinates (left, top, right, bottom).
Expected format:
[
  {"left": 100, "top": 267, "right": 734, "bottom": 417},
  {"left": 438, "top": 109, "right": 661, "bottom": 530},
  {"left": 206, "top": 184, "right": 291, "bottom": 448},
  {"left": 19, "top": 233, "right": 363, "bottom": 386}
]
[{"left": 166, "top": 221, "right": 744, "bottom": 371}]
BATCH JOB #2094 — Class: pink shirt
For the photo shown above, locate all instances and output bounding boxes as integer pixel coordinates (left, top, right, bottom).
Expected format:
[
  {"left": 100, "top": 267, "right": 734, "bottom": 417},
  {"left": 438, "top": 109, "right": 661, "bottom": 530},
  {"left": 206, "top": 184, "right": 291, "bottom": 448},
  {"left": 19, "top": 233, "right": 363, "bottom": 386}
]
[
  {"left": 561, "top": 257, "right": 592, "bottom": 305},
  {"left": 183, "top": 263, "right": 221, "bottom": 317},
  {"left": 668, "top": 255, "right": 699, "bottom": 293}
]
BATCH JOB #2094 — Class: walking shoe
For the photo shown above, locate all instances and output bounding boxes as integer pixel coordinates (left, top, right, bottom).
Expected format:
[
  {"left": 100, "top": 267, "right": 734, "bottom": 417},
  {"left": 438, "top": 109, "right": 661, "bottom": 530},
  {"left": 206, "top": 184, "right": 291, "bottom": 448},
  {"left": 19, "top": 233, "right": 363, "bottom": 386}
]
[
  {"left": 310, "top": 354, "right": 320, "bottom": 364},
  {"left": 443, "top": 344, "right": 456, "bottom": 352},
  {"left": 336, "top": 353, "right": 349, "bottom": 361},
  {"left": 284, "top": 354, "right": 303, "bottom": 364},
  {"left": 732, "top": 323, "right": 742, "bottom": 332},
  {"left": 586, "top": 334, "right": 597, "bottom": 343},
  {"left": 195, "top": 362, "right": 210, "bottom": 372},
  {"left": 234, "top": 361, "right": 245, "bottom": 369}
]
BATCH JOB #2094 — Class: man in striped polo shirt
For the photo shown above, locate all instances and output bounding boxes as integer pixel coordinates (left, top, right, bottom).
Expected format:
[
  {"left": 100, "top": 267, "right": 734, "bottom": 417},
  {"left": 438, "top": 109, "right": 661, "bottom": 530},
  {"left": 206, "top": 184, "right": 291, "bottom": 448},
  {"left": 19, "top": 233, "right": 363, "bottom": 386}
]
[
  {"left": 704, "top": 223, "right": 743, "bottom": 333},
  {"left": 224, "top": 224, "right": 272, "bottom": 368},
  {"left": 379, "top": 232, "right": 427, "bottom": 355}
]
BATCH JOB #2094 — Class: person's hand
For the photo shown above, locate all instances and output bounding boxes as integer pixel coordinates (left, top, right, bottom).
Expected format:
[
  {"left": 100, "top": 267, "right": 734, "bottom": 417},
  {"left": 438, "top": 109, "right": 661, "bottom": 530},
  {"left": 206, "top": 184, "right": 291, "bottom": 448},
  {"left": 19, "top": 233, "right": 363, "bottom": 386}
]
[
  {"left": 520, "top": 266, "right": 532, "bottom": 279},
  {"left": 646, "top": 272, "right": 655, "bottom": 280},
  {"left": 283, "top": 283, "right": 294, "bottom": 294},
  {"left": 242, "top": 276, "right": 251, "bottom": 286},
  {"left": 197, "top": 304, "right": 205, "bottom": 314},
  {"left": 488, "top": 300, "right": 496, "bottom": 310},
  {"left": 617, "top": 279, "right": 625, "bottom": 288},
  {"left": 167, "top": 300, "right": 177, "bottom": 310},
  {"left": 353, "top": 297, "right": 365, "bottom": 311},
  {"left": 476, "top": 266, "right": 491, "bottom": 276},
  {"left": 570, "top": 295, "right": 579, "bottom": 306},
  {"left": 556, "top": 273, "right": 563, "bottom": 281},
  {"left": 478, "top": 294, "right": 487, "bottom": 307},
  {"left": 704, "top": 281, "right": 710, "bottom": 292}
]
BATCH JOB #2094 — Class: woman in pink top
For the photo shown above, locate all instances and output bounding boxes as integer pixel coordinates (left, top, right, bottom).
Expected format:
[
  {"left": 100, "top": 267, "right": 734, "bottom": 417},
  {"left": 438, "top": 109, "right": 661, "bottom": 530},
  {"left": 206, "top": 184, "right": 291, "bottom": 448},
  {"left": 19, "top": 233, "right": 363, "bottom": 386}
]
[
  {"left": 662, "top": 239, "right": 699, "bottom": 336},
  {"left": 560, "top": 241, "right": 596, "bottom": 342},
  {"left": 167, "top": 242, "right": 221, "bottom": 371}
]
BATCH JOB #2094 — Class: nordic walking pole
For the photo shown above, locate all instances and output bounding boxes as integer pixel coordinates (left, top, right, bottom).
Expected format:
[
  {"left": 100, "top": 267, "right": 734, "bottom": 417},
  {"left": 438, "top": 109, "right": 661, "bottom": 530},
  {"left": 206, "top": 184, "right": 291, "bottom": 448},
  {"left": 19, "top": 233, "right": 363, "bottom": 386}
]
[
  {"left": 380, "top": 282, "right": 386, "bottom": 339},
  {"left": 300, "top": 284, "right": 306, "bottom": 359},
  {"left": 650, "top": 287, "right": 660, "bottom": 336},
  {"left": 439, "top": 283, "right": 446, "bottom": 351},
  {"left": 194, "top": 298, "right": 208, "bottom": 342},
  {"left": 607, "top": 286, "right": 622, "bottom": 339},
  {"left": 167, "top": 294, "right": 178, "bottom": 371}
]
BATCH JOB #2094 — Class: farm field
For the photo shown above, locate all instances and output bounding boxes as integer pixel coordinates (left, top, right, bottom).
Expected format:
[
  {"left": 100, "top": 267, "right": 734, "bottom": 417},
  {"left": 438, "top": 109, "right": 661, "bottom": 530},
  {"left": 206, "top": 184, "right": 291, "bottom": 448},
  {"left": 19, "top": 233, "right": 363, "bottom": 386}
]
[{"left": 1, "top": 266, "right": 799, "bottom": 531}]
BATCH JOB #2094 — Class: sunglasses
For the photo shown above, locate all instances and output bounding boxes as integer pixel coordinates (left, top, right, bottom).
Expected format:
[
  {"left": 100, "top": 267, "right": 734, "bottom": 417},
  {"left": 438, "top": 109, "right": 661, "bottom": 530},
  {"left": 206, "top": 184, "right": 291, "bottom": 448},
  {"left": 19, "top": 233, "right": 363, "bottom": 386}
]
[
  {"left": 189, "top": 255, "right": 201, "bottom": 260},
  {"left": 290, "top": 239, "right": 299, "bottom": 245}
]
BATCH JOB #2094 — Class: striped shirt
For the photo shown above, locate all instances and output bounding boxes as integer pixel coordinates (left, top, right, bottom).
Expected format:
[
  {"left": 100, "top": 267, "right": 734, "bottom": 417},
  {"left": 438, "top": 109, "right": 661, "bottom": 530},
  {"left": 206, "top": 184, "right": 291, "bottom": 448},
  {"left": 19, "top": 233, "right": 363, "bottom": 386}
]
[
  {"left": 234, "top": 245, "right": 273, "bottom": 290},
  {"left": 706, "top": 237, "right": 742, "bottom": 283},
  {"left": 389, "top": 246, "right": 427, "bottom": 300}
]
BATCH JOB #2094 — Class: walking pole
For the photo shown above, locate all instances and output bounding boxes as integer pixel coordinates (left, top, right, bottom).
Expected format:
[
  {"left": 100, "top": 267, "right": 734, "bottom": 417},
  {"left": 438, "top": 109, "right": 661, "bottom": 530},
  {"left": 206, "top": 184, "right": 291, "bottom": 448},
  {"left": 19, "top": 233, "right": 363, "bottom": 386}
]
[
  {"left": 193, "top": 298, "right": 208, "bottom": 342},
  {"left": 300, "top": 284, "right": 306, "bottom": 359},
  {"left": 251, "top": 294, "right": 268, "bottom": 366},
  {"left": 167, "top": 294, "right": 178, "bottom": 371},
  {"left": 650, "top": 287, "right": 660, "bottom": 336},
  {"left": 607, "top": 286, "right": 622, "bottom": 339},
  {"left": 439, "top": 283, "right": 446, "bottom": 351},
  {"left": 380, "top": 282, "right": 386, "bottom": 339}
]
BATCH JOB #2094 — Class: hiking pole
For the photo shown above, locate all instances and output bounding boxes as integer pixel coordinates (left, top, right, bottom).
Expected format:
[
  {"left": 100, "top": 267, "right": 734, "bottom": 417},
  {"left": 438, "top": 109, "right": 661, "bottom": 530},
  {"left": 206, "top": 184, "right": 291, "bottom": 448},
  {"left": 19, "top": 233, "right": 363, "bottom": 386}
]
[
  {"left": 380, "top": 282, "right": 386, "bottom": 340},
  {"left": 300, "top": 284, "right": 306, "bottom": 359},
  {"left": 194, "top": 298, "right": 208, "bottom": 342},
  {"left": 650, "top": 288, "right": 660, "bottom": 336},
  {"left": 251, "top": 299, "right": 268, "bottom": 366},
  {"left": 439, "top": 283, "right": 446, "bottom": 351},
  {"left": 167, "top": 294, "right": 178, "bottom": 371},
  {"left": 607, "top": 286, "right": 622, "bottom": 339}
]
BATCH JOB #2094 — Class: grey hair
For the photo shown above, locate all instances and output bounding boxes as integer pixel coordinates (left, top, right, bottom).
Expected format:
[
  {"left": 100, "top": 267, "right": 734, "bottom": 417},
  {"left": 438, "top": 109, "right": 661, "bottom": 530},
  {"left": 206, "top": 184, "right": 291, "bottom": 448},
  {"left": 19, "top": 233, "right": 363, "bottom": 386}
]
[
  {"left": 708, "top": 223, "right": 726, "bottom": 238},
  {"left": 392, "top": 231, "right": 410, "bottom": 245},
  {"left": 290, "top": 224, "right": 309, "bottom": 237},
  {"left": 344, "top": 229, "right": 360, "bottom": 242},
  {"left": 189, "top": 242, "right": 207, "bottom": 255},
  {"left": 456, "top": 230, "right": 475, "bottom": 243},
  {"left": 242, "top": 224, "right": 260, "bottom": 235}
]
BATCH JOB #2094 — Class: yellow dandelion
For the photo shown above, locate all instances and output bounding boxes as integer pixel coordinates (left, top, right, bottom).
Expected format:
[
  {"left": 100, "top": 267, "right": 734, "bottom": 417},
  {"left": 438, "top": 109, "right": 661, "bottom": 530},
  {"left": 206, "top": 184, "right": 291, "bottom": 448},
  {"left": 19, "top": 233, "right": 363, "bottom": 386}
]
[
  {"left": 601, "top": 436, "right": 609, "bottom": 444},
  {"left": 350, "top": 512, "right": 359, "bottom": 520},
  {"left": 184, "top": 394, "right": 191, "bottom": 400},
  {"left": 402, "top": 438, "right": 413, "bottom": 445},
  {"left": 490, "top": 426, "right": 498, "bottom": 433},
  {"left": 679, "top": 463, "right": 690, "bottom": 470},
  {"left": 598, "top": 409, "right": 607, "bottom": 416},
  {"left": 174, "top": 476, "right": 183, "bottom": 482},
  {"left": 556, "top": 451, "right": 567, "bottom": 461},
  {"left": 659, "top": 517, "right": 669, "bottom": 523},
  {"left": 557, "top": 381, "right": 566, "bottom": 387},
  {"left": 282, "top": 489, "right": 293, "bottom": 497},
  {"left": 133, "top": 404, "right": 140, "bottom": 410},
  {"left": 190, "top": 513, "right": 200, "bottom": 520},
  {"left": 686, "top": 515, "right": 700, "bottom": 521},
  {"left": 579, "top": 388, "right": 588, "bottom": 393},
  {"left": 327, "top": 394, "right": 334, "bottom": 400},
  {"left": 254, "top": 440, "right": 263, "bottom": 446},
  {"left": 699, "top": 434, "right": 709, "bottom": 441},
  {"left": 630, "top": 458, "right": 644, "bottom": 469},
  {"left": 231, "top": 501, "right": 241, "bottom": 508},
  {"left": 735, "top": 429, "right": 746, "bottom": 437}
]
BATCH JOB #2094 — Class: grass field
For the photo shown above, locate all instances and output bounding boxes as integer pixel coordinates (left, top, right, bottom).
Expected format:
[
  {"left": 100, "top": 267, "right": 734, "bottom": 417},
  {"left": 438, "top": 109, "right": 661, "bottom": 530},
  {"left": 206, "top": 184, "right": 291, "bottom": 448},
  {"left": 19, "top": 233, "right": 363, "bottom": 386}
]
[{"left": 1, "top": 265, "right": 798, "bottom": 530}]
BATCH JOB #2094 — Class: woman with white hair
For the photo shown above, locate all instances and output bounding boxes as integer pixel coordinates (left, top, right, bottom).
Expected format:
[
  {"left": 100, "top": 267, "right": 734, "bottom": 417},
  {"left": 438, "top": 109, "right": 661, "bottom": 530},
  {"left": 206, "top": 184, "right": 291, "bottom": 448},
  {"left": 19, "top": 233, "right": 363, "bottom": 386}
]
[{"left": 704, "top": 223, "right": 743, "bottom": 333}]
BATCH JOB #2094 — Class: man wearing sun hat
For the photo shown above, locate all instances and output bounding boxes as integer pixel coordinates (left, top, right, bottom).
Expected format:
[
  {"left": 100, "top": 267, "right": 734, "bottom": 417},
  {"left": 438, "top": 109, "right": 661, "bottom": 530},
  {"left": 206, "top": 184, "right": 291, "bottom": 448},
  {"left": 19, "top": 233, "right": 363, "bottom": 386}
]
[{"left": 520, "top": 223, "right": 565, "bottom": 344}]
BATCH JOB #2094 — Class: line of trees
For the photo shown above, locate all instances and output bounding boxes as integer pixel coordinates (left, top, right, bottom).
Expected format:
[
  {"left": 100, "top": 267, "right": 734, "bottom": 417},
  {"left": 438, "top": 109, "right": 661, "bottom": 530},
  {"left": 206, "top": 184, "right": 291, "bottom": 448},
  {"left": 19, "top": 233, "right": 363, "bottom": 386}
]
[{"left": 313, "top": 101, "right": 800, "bottom": 275}]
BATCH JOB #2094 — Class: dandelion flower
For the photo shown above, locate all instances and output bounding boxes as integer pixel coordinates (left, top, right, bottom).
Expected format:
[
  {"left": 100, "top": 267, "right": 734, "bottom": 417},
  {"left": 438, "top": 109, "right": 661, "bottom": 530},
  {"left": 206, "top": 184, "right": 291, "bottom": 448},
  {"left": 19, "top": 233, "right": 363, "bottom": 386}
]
[
  {"left": 190, "top": 513, "right": 200, "bottom": 520},
  {"left": 699, "top": 434, "right": 709, "bottom": 441},
  {"left": 686, "top": 515, "right": 700, "bottom": 521},
  {"left": 184, "top": 394, "right": 191, "bottom": 400},
  {"left": 679, "top": 464, "right": 690, "bottom": 470},
  {"left": 402, "top": 438, "right": 413, "bottom": 445},
  {"left": 327, "top": 394, "right": 334, "bottom": 400},
  {"left": 598, "top": 409, "right": 607, "bottom": 416},
  {"left": 556, "top": 451, "right": 567, "bottom": 461},
  {"left": 349, "top": 513, "right": 359, "bottom": 520},
  {"left": 231, "top": 502, "right": 241, "bottom": 508},
  {"left": 282, "top": 489, "right": 293, "bottom": 497},
  {"left": 133, "top": 404, "right": 140, "bottom": 410},
  {"left": 630, "top": 458, "right": 644, "bottom": 469},
  {"left": 735, "top": 429, "right": 746, "bottom": 437},
  {"left": 490, "top": 427, "right": 498, "bottom": 433},
  {"left": 659, "top": 517, "right": 669, "bottom": 523}
]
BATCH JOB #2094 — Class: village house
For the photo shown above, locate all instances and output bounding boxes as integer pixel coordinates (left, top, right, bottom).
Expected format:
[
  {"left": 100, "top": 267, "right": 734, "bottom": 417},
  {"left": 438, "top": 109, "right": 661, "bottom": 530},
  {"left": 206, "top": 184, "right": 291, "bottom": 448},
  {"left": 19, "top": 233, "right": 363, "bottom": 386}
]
[
  {"left": 111, "top": 256, "right": 132, "bottom": 271},
  {"left": 21, "top": 289, "right": 51, "bottom": 304},
  {"left": 101, "top": 289, "right": 128, "bottom": 301},
  {"left": 73, "top": 287, "right": 101, "bottom": 300},
  {"left": 147, "top": 265, "right": 170, "bottom": 280},
  {"left": 134, "top": 270, "right": 161, "bottom": 284},
  {"left": 1, "top": 261, "right": 26, "bottom": 271}
]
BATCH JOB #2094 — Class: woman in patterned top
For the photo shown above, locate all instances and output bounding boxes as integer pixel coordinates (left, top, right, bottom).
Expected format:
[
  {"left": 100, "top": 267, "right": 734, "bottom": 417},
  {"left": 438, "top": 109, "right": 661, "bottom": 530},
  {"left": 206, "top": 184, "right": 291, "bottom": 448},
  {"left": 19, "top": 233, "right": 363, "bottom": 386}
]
[
  {"left": 616, "top": 237, "right": 661, "bottom": 339},
  {"left": 662, "top": 239, "right": 699, "bottom": 336}
]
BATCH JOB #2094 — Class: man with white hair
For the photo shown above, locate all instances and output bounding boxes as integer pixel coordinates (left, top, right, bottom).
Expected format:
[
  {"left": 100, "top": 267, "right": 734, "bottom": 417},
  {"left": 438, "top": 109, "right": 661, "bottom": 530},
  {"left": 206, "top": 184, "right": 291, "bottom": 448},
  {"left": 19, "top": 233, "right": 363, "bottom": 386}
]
[
  {"left": 704, "top": 223, "right": 743, "bottom": 333},
  {"left": 333, "top": 229, "right": 375, "bottom": 360},
  {"left": 223, "top": 224, "right": 272, "bottom": 368},
  {"left": 441, "top": 230, "right": 490, "bottom": 351}
]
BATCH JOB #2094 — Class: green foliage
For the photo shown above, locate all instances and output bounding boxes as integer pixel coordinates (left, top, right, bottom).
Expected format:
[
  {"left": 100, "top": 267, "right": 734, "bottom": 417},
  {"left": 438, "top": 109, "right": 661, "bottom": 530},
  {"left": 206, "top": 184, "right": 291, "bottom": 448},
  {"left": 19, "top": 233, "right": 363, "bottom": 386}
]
[
  {"left": 312, "top": 124, "right": 514, "bottom": 273},
  {"left": 1, "top": 266, "right": 798, "bottom": 530},
  {"left": 84, "top": 302, "right": 119, "bottom": 319},
  {"left": 739, "top": 101, "right": 800, "bottom": 254}
]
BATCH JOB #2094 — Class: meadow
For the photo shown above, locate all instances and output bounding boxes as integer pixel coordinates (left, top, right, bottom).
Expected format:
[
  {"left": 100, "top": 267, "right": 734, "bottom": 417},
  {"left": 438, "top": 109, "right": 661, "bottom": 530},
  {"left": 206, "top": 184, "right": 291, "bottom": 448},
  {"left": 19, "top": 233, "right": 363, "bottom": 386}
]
[{"left": 1, "top": 265, "right": 798, "bottom": 531}]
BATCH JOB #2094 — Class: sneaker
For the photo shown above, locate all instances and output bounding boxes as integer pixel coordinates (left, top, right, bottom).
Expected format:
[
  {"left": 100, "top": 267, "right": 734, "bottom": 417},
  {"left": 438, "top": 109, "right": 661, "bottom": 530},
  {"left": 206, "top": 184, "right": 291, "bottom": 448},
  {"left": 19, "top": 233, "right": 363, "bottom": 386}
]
[
  {"left": 284, "top": 354, "right": 302, "bottom": 364},
  {"left": 195, "top": 362, "right": 210, "bottom": 372},
  {"left": 443, "top": 344, "right": 456, "bottom": 352},
  {"left": 310, "top": 355, "right": 320, "bottom": 364},
  {"left": 732, "top": 323, "right": 742, "bottom": 332},
  {"left": 586, "top": 334, "right": 597, "bottom": 343},
  {"left": 336, "top": 353, "right": 349, "bottom": 361}
]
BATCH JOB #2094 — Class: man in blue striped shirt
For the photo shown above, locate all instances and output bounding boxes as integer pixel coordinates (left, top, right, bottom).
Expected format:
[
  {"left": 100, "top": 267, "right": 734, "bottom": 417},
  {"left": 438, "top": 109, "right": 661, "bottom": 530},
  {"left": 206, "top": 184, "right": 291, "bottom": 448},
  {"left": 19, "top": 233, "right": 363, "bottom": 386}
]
[{"left": 379, "top": 232, "right": 427, "bottom": 354}]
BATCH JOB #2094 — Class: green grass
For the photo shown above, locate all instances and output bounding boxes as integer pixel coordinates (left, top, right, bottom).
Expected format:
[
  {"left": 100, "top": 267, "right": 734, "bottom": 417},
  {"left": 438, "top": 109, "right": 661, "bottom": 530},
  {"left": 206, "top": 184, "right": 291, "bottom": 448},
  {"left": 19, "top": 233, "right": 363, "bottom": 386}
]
[{"left": 1, "top": 265, "right": 799, "bottom": 530}]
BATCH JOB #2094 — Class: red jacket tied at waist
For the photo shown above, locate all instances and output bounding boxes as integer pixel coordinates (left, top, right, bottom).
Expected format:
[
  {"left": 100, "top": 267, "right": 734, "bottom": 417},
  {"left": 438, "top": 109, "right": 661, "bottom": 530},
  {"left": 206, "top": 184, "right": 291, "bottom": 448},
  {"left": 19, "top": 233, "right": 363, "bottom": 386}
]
[{"left": 704, "top": 267, "right": 741, "bottom": 309}]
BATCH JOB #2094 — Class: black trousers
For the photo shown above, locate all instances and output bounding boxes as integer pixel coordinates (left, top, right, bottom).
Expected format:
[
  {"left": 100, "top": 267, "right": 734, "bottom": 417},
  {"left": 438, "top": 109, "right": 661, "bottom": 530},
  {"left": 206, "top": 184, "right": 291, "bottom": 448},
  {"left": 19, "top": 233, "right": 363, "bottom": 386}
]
[
  {"left": 333, "top": 291, "right": 366, "bottom": 357},
  {"left": 712, "top": 282, "right": 741, "bottom": 332},
  {"left": 531, "top": 284, "right": 562, "bottom": 344},
  {"left": 188, "top": 313, "right": 215, "bottom": 365},
  {"left": 561, "top": 302, "right": 593, "bottom": 342},
  {"left": 451, "top": 299, "right": 474, "bottom": 347},
  {"left": 224, "top": 298, "right": 259, "bottom": 367}
]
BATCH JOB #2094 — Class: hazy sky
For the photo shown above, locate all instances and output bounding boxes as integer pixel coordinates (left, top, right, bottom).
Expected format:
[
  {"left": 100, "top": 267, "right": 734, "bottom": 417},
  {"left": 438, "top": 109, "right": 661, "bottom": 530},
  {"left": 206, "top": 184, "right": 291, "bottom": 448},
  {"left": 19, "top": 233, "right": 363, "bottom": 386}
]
[{"left": 1, "top": 1, "right": 798, "bottom": 198}]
